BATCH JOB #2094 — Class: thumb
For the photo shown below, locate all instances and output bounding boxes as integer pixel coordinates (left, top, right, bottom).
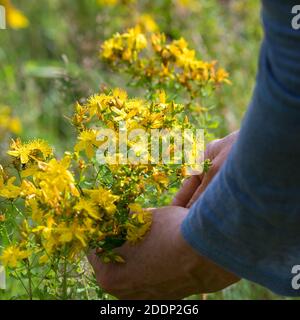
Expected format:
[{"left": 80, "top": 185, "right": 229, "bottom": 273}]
[
  {"left": 172, "top": 174, "right": 203, "bottom": 207},
  {"left": 186, "top": 163, "right": 219, "bottom": 208}
]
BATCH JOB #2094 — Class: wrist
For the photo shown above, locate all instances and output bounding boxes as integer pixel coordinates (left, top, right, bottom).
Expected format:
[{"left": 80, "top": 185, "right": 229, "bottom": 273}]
[{"left": 176, "top": 209, "right": 240, "bottom": 293}]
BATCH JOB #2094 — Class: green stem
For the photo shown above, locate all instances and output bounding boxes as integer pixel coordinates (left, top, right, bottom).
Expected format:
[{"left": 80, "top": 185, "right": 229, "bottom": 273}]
[
  {"left": 26, "top": 260, "right": 33, "bottom": 300},
  {"left": 62, "top": 257, "right": 68, "bottom": 300},
  {"left": 14, "top": 270, "right": 30, "bottom": 299}
]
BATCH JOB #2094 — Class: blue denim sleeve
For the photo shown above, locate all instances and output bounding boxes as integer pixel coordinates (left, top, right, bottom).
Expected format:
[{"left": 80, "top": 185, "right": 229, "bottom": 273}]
[{"left": 181, "top": 0, "right": 300, "bottom": 296}]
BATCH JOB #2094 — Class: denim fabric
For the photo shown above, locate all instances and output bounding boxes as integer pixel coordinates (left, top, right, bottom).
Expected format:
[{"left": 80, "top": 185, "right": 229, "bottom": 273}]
[{"left": 182, "top": 0, "right": 300, "bottom": 296}]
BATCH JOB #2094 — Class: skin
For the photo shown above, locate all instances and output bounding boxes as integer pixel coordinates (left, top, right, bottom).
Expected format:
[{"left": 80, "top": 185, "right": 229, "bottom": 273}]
[
  {"left": 89, "top": 131, "right": 240, "bottom": 300},
  {"left": 173, "top": 131, "right": 239, "bottom": 208}
]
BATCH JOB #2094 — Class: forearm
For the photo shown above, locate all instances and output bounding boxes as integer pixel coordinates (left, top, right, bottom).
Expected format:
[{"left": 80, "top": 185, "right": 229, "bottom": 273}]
[
  {"left": 181, "top": 0, "right": 300, "bottom": 296},
  {"left": 177, "top": 219, "right": 239, "bottom": 293}
]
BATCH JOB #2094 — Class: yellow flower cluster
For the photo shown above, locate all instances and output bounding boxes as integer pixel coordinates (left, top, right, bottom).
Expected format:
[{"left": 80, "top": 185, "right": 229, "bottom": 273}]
[
  {"left": 0, "top": 245, "right": 31, "bottom": 268},
  {"left": 73, "top": 87, "right": 190, "bottom": 195},
  {"left": 101, "top": 26, "right": 147, "bottom": 63},
  {"left": 73, "top": 88, "right": 187, "bottom": 132},
  {"left": 136, "top": 14, "right": 159, "bottom": 33},
  {"left": 0, "top": 146, "right": 122, "bottom": 265},
  {"left": 0, "top": 175, "right": 20, "bottom": 199},
  {"left": 151, "top": 34, "right": 230, "bottom": 89},
  {"left": 7, "top": 138, "right": 52, "bottom": 165},
  {"left": 0, "top": 88, "right": 190, "bottom": 269},
  {"left": 126, "top": 204, "right": 152, "bottom": 243},
  {"left": 101, "top": 27, "right": 230, "bottom": 97}
]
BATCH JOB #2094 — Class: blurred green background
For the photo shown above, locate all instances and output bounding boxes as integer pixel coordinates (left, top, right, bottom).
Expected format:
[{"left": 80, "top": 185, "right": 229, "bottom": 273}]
[{"left": 0, "top": 0, "right": 293, "bottom": 300}]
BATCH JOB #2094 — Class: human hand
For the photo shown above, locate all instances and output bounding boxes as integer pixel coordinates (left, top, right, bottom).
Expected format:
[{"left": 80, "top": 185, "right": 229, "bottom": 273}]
[
  {"left": 172, "top": 131, "right": 239, "bottom": 208},
  {"left": 88, "top": 206, "right": 239, "bottom": 300}
]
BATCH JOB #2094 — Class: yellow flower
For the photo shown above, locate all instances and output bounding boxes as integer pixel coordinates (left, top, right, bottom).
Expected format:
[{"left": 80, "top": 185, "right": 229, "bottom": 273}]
[
  {"left": 151, "top": 32, "right": 166, "bottom": 53},
  {"left": 8, "top": 117, "right": 22, "bottom": 133},
  {"left": 75, "top": 129, "right": 103, "bottom": 159},
  {"left": 152, "top": 170, "right": 169, "bottom": 187},
  {"left": 57, "top": 221, "right": 87, "bottom": 247},
  {"left": 86, "top": 94, "right": 107, "bottom": 117},
  {"left": 140, "top": 109, "right": 164, "bottom": 128},
  {"left": 137, "top": 14, "right": 158, "bottom": 33},
  {"left": 0, "top": 177, "right": 20, "bottom": 199},
  {"left": 0, "top": 245, "right": 31, "bottom": 268},
  {"left": 7, "top": 139, "right": 53, "bottom": 164},
  {"left": 74, "top": 198, "right": 101, "bottom": 220},
  {"left": 84, "top": 187, "right": 119, "bottom": 215},
  {"left": 0, "top": 0, "right": 29, "bottom": 29},
  {"left": 26, "top": 198, "right": 43, "bottom": 223},
  {"left": 101, "top": 26, "right": 147, "bottom": 63},
  {"left": 33, "top": 217, "right": 56, "bottom": 240},
  {"left": 126, "top": 210, "right": 152, "bottom": 243},
  {"left": 20, "top": 164, "right": 40, "bottom": 178},
  {"left": 59, "top": 228, "right": 73, "bottom": 243},
  {"left": 37, "top": 157, "right": 79, "bottom": 205},
  {"left": 39, "top": 254, "right": 49, "bottom": 265},
  {"left": 128, "top": 203, "right": 143, "bottom": 213},
  {"left": 112, "top": 87, "right": 128, "bottom": 101},
  {"left": 211, "top": 68, "right": 231, "bottom": 85}
]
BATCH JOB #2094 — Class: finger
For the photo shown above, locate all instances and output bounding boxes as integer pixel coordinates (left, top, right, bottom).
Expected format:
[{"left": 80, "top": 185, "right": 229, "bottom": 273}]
[
  {"left": 186, "top": 167, "right": 218, "bottom": 208},
  {"left": 87, "top": 251, "right": 101, "bottom": 271},
  {"left": 186, "top": 180, "right": 208, "bottom": 209},
  {"left": 172, "top": 174, "right": 203, "bottom": 207}
]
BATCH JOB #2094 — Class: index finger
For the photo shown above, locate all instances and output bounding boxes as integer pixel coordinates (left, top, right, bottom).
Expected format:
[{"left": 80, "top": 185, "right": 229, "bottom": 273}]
[{"left": 171, "top": 174, "right": 203, "bottom": 207}]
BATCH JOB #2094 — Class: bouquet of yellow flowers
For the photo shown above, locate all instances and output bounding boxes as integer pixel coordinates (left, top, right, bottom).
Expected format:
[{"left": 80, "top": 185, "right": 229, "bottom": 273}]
[{"left": 0, "top": 87, "right": 204, "bottom": 299}]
